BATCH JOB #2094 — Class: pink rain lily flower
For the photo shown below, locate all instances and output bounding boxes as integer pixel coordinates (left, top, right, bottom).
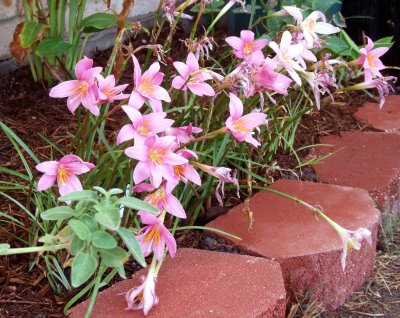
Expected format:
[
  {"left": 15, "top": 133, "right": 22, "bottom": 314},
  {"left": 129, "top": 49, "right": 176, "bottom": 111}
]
[
  {"left": 36, "top": 154, "right": 95, "bottom": 197},
  {"left": 226, "top": 30, "right": 268, "bottom": 60},
  {"left": 125, "top": 136, "right": 188, "bottom": 188},
  {"left": 136, "top": 211, "right": 177, "bottom": 259},
  {"left": 128, "top": 55, "right": 171, "bottom": 112},
  {"left": 355, "top": 36, "right": 389, "bottom": 82},
  {"left": 225, "top": 93, "right": 267, "bottom": 147},
  {"left": 164, "top": 124, "right": 203, "bottom": 145},
  {"left": 125, "top": 273, "right": 158, "bottom": 315},
  {"left": 192, "top": 162, "right": 240, "bottom": 206},
  {"left": 49, "top": 57, "right": 102, "bottom": 115},
  {"left": 269, "top": 31, "right": 305, "bottom": 86},
  {"left": 171, "top": 52, "right": 215, "bottom": 96},
  {"left": 97, "top": 74, "right": 130, "bottom": 104},
  {"left": 134, "top": 183, "right": 187, "bottom": 218},
  {"left": 302, "top": 71, "right": 336, "bottom": 109},
  {"left": 250, "top": 58, "right": 292, "bottom": 96},
  {"left": 167, "top": 149, "right": 202, "bottom": 191},
  {"left": 117, "top": 106, "right": 174, "bottom": 145}
]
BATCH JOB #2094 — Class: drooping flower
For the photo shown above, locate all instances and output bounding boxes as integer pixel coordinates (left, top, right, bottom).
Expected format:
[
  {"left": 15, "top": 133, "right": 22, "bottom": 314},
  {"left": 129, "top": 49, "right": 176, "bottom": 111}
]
[
  {"left": 128, "top": 55, "right": 171, "bottom": 112},
  {"left": 117, "top": 106, "right": 174, "bottom": 145},
  {"left": 136, "top": 212, "right": 177, "bottom": 259},
  {"left": 302, "top": 71, "right": 337, "bottom": 109},
  {"left": 192, "top": 162, "right": 240, "bottom": 206},
  {"left": 49, "top": 57, "right": 102, "bottom": 115},
  {"left": 125, "top": 136, "right": 188, "bottom": 188},
  {"left": 269, "top": 31, "right": 305, "bottom": 85},
  {"left": 36, "top": 154, "right": 95, "bottom": 197},
  {"left": 343, "top": 76, "right": 397, "bottom": 108},
  {"left": 355, "top": 36, "right": 389, "bottom": 82},
  {"left": 163, "top": 0, "right": 193, "bottom": 24},
  {"left": 172, "top": 52, "right": 215, "bottom": 96},
  {"left": 134, "top": 184, "right": 187, "bottom": 218},
  {"left": 329, "top": 222, "right": 372, "bottom": 270},
  {"left": 225, "top": 93, "right": 267, "bottom": 147},
  {"left": 125, "top": 273, "right": 158, "bottom": 315},
  {"left": 226, "top": 30, "right": 268, "bottom": 60},
  {"left": 97, "top": 74, "right": 130, "bottom": 104}
]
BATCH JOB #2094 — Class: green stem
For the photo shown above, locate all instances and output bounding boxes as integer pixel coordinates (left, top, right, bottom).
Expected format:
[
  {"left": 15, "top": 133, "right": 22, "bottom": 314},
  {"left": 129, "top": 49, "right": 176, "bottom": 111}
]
[
  {"left": 205, "top": 0, "right": 235, "bottom": 36},
  {"left": 84, "top": 264, "right": 107, "bottom": 318},
  {"left": 0, "top": 243, "right": 69, "bottom": 256}
]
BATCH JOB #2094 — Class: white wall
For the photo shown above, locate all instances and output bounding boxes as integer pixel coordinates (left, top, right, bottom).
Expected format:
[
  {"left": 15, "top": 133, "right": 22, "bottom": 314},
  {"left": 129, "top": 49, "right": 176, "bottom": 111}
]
[{"left": 0, "top": 0, "right": 159, "bottom": 69}]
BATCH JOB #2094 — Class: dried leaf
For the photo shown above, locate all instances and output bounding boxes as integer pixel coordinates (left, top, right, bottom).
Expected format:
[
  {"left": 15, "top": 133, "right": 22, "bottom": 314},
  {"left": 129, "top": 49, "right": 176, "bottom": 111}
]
[{"left": 9, "top": 22, "right": 30, "bottom": 64}]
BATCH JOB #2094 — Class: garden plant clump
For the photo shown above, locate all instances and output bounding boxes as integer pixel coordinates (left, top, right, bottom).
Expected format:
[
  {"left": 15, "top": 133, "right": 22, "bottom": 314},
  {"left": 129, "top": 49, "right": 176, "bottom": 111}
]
[{"left": 0, "top": 0, "right": 397, "bottom": 317}]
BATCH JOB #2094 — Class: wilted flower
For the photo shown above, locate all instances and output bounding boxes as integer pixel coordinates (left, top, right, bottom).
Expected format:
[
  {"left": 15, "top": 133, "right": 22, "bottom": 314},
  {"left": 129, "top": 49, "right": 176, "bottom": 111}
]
[
  {"left": 302, "top": 71, "right": 337, "bottom": 109},
  {"left": 49, "top": 57, "right": 102, "bottom": 115},
  {"left": 36, "top": 154, "right": 95, "bottom": 197},
  {"left": 137, "top": 212, "right": 177, "bottom": 259},
  {"left": 192, "top": 162, "right": 240, "bottom": 206},
  {"left": 172, "top": 52, "right": 215, "bottom": 96},
  {"left": 225, "top": 93, "right": 267, "bottom": 147},
  {"left": 128, "top": 55, "right": 171, "bottom": 112}
]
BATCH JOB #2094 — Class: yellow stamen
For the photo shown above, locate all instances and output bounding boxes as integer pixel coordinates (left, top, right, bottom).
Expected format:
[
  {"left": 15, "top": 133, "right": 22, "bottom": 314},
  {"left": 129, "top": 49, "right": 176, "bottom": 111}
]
[
  {"left": 148, "top": 147, "right": 165, "bottom": 165},
  {"left": 243, "top": 42, "right": 254, "bottom": 55},
  {"left": 57, "top": 165, "right": 71, "bottom": 185},
  {"left": 138, "top": 119, "right": 151, "bottom": 135},
  {"left": 144, "top": 226, "right": 161, "bottom": 245},
  {"left": 232, "top": 118, "right": 251, "bottom": 134},
  {"left": 140, "top": 78, "right": 155, "bottom": 96}
]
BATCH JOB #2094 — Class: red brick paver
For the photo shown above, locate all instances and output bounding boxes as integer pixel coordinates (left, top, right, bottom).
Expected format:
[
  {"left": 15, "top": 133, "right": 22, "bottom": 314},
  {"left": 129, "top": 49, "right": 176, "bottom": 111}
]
[
  {"left": 69, "top": 248, "right": 286, "bottom": 318},
  {"left": 354, "top": 96, "right": 400, "bottom": 133},
  {"left": 312, "top": 131, "right": 400, "bottom": 215},
  {"left": 207, "top": 180, "right": 380, "bottom": 310}
]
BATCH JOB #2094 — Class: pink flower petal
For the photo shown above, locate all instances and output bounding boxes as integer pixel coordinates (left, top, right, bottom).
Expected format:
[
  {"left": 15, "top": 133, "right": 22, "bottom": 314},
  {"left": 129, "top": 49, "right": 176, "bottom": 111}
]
[
  {"left": 75, "top": 57, "right": 93, "bottom": 79},
  {"left": 49, "top": 80, "right": 79, "bottom": 98},
  {"left": 229, "top": 93, "right": 243, "bottom": 120},
  {"left": 164, "top": 194, "right": 186, "bottom": 218},
  {"left": 36, "top": 161, "right": 59, "bottom": 175},
  {"left": 133, "top": 161, "right": 151, "bottom": 184},
  {"left": 117, "top": 124, "right": 136, "bottom": 145},
  {"left": 37, "top": 174, "right": 57, "bottom": 191},
  {"left": 128, "top": 91, "right": 146, "bottom": 109},
  {"left": 58, "top": 174, "right": 82, "bottom": 196}
]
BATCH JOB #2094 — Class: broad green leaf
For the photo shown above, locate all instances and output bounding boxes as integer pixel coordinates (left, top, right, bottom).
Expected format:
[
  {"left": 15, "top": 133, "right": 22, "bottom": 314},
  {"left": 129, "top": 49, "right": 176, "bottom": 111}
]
[
  {"left": 325, "top": 36, "right": 354, "bottom": 56},
  {"left": 35, "top": 38, "right": 72, "bottom": 57},
  {"left": 58, "top": 190, "right": 98, "bottom": 202},
  {"left": 71, "top": 252, "right": 98, "bottom": 287},
  {"left": 70, "top": 237, "right": 85, "bottom": 255},
  {"left": 80, "top": 13, "right": 117, "bottom": 33},
  {"left": 80, "top": 214, "right": 99, "bottom": 232},
  {"left": 312, "top": 0, "right": 340, "bottom": 14},
  {"left": 117, "top": 228, "right": 146, "bottom": 267},
  {"left": 41, "top": 206, "right": 78, "bottom": 221},
  {"left": 117, "top": 197, "right": 159, "bottom": 215},
  {"left": 55, "top": 225, "right": 74, "bottom": 243},
  {"left": 107, "top": 188, "right": 124, "bottom": 195},
  {"left": 94, "top": 210, "right": 120, "bottom": 231},
  {"left": 373, "top": 36, "right": 394, "bottom": 49},
  {"left": 99, "top": 247, "right": 129, "bottom": 267},
  {"left": 38, "top": 234, "right": 54, "bottom": 245},
  {"left": 69, "top": 219, "right": 91, "bottom": 240},
  {"left": 20, "top": 22, "right": 47, "bottom": 48},
  {"left": 92, "top": 231, "right": 117, "bottom": 249}
]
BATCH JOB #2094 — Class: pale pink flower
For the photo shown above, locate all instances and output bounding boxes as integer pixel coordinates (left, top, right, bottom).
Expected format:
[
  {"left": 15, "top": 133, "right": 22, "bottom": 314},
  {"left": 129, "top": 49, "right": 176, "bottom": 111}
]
[
  {"left": 49, "top": 57, "right": 102, "bottom": 115},
  {"left": 97, "top": 74, "right": 130, "bottom": 104},
  {"left": 356, "top": 36, "right": 389, "bottom": 82},
  {"left": 226, "top": 30, "right": 268, "bottom": 60},
  {"left": 172, "top": 52, "right": 215, "bottom": 96},
  {"left": 36, "top": 154, "right": 95, "bottom": 197},
  {"left": 163, "top": 0, "right": 192, "bottom": 24},
  {"left": 136, "top": 212, "right": 177, "bottom": 259},
  {"left": 134, "top": 183, "right": 187, "bottom": 218},
  {"left": 164, "top": 124, "right": 203, "bottom": 145},
  {"left": 329, "top": 222, "right": 372, "bottom": 271},
  {"left": 302, "top": 71, "right": 336, "bottom": 109},
  {"left": 125, "top": 273, "right": 158, "bottom": 315},
  {"left": 117, "top": 106, "right": 174, "bottom": 145},
  {"left": 225, "top": 93, "right": 267, "bottom": 147},
  {"left": 125, "top": 136, "right": 188, "bottom": 188},
  {"left": 250, "top": 58, "right": 293, "bottom": 96},
  {"left": 269, "top": 31, "right": 305, "bottom": 85},
  {"left": 128, "top": 55, "right": 171, "bottom": 112},
  {"left": 279, "top": 6, "right": 340, "bottom": 48},
  {"left": 192, "top": 162, "right": 240, "bottom": 206}
]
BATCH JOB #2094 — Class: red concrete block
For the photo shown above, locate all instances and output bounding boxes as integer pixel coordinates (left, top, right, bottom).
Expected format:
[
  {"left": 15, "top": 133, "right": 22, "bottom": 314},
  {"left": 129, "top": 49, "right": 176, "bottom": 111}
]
[
  {"left": 354, "top": 96, "right": 400, "bottom": 133},
  {"left": 69, "top": 248, "right": 286, "bottom": 318},
  {"left": 312, "top": 131, "right": 400, "bottom": 215},
  {"left": 206, "top": 180, "right": 380, "bottom": 310}
]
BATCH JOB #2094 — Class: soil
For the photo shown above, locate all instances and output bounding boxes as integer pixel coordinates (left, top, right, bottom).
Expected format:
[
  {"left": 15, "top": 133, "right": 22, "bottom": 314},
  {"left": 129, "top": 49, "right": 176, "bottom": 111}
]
[{"left": 0, "top": 26, "right": 399, "bottom": 318}]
